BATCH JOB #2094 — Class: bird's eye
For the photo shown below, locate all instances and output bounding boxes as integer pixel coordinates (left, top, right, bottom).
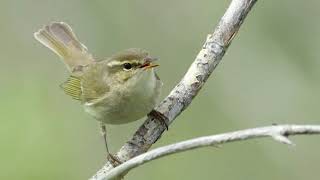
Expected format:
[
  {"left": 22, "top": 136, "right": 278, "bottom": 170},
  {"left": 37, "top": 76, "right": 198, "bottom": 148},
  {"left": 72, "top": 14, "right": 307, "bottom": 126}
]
[{"left": 123, "top": 63, "right": 132, "bottom": 70}]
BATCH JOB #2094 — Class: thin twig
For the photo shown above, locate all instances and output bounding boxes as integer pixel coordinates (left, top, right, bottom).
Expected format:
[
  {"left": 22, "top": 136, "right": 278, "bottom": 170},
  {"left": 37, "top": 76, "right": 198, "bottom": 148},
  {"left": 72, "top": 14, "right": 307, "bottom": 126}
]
[
  {"left": 90, "top": 0, "right": 258, "bottom": 179},
  {"left": 103, "top": 125, "right": 320, "bottom": 179}
]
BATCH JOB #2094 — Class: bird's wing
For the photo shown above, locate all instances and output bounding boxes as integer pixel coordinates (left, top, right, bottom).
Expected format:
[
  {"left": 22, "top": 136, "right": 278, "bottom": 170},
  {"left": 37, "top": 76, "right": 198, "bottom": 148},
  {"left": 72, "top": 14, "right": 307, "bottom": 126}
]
[{"left": 60, "top": 64, "right": 110, "bottom": 102}]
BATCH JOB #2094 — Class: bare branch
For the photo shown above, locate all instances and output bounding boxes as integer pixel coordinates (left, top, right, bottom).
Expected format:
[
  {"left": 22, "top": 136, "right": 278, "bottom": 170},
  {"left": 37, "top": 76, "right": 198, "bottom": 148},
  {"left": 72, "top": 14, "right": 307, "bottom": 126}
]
[
  {"left": 91, "top": 0, "right": 258, "bottom": 179},
  {"left": 102, "top": 125, "right": 320, "bottom": 179}
]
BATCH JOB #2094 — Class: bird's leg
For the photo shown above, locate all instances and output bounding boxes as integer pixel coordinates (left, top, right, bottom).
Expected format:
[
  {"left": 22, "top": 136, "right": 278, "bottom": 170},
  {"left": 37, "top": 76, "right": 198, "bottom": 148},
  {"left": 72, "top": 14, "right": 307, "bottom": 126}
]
[
  {"left": 99, "top": 123, "right": 122, "bottom": 166},
  {"left": 148, "top": 109, "right": 169, "bottom": 130}
]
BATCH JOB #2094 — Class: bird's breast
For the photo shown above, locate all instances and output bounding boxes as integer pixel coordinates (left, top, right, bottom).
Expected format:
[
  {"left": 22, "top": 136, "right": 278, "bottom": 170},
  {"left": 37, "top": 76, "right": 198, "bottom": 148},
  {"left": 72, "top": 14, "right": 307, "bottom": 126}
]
[{"left": 83, "top": 69, "right": 161, "bottom": 124}]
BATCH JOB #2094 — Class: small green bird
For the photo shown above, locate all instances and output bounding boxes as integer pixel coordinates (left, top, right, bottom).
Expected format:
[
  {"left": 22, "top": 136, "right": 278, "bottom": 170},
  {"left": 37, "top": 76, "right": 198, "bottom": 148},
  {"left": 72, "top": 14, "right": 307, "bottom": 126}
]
[{"left": 34, "top": 22, "right": 162, "bottom": 162}]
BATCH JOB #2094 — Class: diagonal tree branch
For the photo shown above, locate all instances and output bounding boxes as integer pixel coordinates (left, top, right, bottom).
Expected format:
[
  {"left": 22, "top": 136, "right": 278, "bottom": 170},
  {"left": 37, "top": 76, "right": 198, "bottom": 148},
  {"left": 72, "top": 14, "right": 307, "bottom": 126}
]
[
  {"left": 103, "top": 125, "right": 320, "bottom": 179},
  {"left": 91, "top": 0, "right": 258, "bottom": 179}
]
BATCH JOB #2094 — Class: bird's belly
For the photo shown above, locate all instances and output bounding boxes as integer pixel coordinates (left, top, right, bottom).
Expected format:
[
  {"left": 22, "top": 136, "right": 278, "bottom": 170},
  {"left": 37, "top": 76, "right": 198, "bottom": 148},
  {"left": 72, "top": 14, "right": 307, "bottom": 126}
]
[{"left": 84, "top": 71, "right": 161, "bottom": 124}]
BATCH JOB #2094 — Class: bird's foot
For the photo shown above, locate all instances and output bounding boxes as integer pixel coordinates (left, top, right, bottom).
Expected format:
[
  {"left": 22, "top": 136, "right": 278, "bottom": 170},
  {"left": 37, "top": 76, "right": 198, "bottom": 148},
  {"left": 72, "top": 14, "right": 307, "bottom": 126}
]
[
  {"left": 148, "top": 109, "right": 169, "bottom": 130},
  {"left": 107, "top": 153, "right": 123, "bottom": 167}
]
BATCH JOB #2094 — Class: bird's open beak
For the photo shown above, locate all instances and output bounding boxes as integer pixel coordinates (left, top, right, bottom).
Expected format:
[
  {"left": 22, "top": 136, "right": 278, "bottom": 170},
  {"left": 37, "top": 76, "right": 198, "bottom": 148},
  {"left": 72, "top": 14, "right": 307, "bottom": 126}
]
[{"left": 140, "top": 56, "right": 159, "bottom": 70}]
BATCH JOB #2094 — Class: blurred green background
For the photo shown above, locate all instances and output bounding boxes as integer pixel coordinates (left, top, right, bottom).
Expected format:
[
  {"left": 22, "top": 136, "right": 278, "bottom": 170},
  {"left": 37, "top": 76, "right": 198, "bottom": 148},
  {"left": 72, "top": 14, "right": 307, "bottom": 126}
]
[{"left": 1, "top": 0, "right": 320, "bottom": 179}]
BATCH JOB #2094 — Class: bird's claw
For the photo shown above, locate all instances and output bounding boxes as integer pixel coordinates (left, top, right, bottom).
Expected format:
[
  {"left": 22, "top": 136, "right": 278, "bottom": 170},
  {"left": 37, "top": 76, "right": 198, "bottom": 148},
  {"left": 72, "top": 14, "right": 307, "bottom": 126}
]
[
  {"left": 107, "top": 153, "right": 123, "bottom": 167},
  {"left": 148, "top": 109, "right": 169, "bottom": 130}
]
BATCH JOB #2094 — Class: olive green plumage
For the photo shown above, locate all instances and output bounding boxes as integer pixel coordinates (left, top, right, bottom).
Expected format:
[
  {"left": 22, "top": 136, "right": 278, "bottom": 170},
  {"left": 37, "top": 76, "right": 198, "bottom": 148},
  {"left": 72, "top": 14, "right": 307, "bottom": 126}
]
[{"left": 34, "top": 22, "right": 162, "bottom": 124}]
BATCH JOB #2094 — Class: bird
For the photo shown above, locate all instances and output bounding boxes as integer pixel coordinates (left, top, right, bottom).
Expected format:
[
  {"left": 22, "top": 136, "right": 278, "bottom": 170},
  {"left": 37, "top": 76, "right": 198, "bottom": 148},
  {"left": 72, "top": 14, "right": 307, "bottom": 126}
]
[{"left": 34, "top": 22, "right": 163, "bottom": 164}]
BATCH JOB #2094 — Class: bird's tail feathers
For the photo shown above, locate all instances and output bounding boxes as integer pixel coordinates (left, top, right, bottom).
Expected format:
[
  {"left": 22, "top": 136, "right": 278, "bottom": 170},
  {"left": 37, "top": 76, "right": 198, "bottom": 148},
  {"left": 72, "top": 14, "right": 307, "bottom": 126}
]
[{"left": 34, "top": 22, "right": 94, "bottom": 71}]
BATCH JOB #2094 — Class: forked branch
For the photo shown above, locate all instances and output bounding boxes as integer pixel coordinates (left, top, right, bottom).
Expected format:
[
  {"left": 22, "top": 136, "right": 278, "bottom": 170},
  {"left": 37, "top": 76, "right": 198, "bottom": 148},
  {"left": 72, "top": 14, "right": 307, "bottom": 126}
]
[{"left": 91, "top": 0, "right": 259, "bottom": 179}]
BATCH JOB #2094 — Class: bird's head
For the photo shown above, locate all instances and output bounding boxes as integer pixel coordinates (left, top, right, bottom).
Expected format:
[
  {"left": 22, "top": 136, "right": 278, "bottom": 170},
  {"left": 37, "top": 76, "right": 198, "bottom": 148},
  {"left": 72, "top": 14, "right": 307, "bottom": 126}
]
[{"left": 106, "top": 48, "right": 159, "bottom": 83}]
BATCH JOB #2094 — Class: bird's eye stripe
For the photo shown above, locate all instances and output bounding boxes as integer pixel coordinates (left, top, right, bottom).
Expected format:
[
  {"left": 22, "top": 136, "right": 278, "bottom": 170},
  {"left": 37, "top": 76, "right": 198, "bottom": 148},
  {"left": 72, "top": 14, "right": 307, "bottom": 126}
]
[{"left": 107, "top": 60, "right": 141, "bottom": 68}]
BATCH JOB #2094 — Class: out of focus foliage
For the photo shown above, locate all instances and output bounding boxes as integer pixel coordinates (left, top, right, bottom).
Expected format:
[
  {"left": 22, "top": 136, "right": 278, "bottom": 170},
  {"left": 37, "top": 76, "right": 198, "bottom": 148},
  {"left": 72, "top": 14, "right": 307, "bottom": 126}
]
[{"left": 0, "top": 0, "right": 319, "bottom": 179}]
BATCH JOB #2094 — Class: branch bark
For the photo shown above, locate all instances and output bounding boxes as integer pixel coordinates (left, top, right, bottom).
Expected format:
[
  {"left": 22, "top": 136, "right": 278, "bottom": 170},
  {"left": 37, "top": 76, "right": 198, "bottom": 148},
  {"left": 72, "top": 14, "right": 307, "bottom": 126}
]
[
  {"left": 103, "top": 125, "right": 320, "bottom": 179},
  {"left": 91, "top": 0, "right": 258, "bottom": 179}
]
